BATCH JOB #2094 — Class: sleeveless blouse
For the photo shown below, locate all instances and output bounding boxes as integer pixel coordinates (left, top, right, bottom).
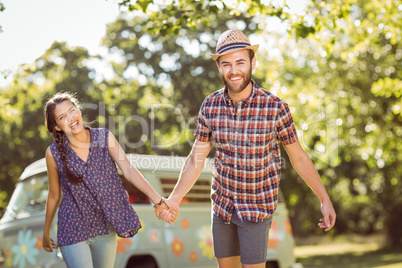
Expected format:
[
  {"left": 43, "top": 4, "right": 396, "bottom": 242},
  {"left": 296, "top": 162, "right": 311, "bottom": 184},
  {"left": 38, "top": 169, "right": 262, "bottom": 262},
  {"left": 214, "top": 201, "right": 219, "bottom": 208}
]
[{"left": 50, "top": 127, "right": 141, "bottom": 246}]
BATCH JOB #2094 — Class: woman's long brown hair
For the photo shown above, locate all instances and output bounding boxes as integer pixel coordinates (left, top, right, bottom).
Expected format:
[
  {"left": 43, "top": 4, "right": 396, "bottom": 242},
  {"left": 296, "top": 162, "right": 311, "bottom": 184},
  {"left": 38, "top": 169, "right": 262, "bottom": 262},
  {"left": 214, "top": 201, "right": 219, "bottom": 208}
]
[{"left": 45, "top": 92, "right": 83, "bottom": 184}]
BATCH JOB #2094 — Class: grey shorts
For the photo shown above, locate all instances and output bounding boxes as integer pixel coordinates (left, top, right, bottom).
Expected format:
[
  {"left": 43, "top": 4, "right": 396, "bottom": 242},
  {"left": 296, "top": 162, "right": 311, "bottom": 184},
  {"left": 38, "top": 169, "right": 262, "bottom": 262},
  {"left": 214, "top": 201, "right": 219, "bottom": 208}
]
[{"left": 212, "top": 211, "right": 272, "bottom": 265}]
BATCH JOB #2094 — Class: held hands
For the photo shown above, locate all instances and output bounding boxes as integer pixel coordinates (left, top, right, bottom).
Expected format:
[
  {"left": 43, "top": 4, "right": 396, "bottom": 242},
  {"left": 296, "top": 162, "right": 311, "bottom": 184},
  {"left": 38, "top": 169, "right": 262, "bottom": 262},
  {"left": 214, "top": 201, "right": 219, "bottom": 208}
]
[
  {"left": 153, "top": 198, "right": 179, "bottom": 224},
  {"left": 43, "top": 236, "right": 57, "bottom": 252}
]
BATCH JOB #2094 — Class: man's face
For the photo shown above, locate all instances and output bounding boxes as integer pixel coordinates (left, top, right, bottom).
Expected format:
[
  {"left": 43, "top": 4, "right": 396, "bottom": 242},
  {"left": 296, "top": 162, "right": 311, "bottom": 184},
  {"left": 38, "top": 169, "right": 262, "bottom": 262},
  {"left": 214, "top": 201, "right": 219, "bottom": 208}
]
[{"left": 217, "top": 49, "right": 255, "bottom": 95}]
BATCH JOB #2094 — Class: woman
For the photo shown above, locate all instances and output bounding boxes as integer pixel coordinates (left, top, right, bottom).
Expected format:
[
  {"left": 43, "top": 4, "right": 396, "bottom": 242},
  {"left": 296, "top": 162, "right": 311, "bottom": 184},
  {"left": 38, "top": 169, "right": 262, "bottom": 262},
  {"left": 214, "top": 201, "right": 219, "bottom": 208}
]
[{"left": 42, "top": 92, "right": 175, "bottom": 268}]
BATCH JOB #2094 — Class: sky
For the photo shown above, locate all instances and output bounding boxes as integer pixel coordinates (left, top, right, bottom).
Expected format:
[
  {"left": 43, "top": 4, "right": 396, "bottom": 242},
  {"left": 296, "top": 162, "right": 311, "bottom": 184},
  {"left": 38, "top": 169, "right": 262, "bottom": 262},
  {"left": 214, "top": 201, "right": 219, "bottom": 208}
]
[
  {"left": 0, "top": 0, "right": 307, "bottom": 87},
  {"left": 0, "top": 0, "right": 121, "bottom": 86}
]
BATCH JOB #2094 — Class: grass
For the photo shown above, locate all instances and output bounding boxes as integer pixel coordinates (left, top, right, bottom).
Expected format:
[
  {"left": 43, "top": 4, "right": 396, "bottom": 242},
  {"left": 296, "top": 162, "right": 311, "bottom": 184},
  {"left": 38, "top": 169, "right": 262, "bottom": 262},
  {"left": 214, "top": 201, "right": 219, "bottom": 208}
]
[{"left": 294, "top": 235, "right": 402, "bottom": 268}]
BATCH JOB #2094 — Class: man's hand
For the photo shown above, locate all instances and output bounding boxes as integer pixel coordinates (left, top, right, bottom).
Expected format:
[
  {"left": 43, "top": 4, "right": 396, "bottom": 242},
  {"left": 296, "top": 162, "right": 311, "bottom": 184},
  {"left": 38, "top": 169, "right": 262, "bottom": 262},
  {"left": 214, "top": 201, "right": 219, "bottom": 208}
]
[
  {"left": 153, "top": 198, "right": 179, "bottom": 224},
  {"left": 318, "top": 201, "right": 336, "bottom": 231}
]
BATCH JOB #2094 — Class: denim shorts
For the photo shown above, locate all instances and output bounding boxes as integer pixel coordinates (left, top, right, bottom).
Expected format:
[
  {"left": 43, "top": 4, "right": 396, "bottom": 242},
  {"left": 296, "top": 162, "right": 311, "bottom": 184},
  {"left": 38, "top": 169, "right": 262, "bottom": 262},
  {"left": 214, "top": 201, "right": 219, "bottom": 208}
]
[
  {"left": 212, "top": 211, "right": 272, "bottom": 265},
  {"left": 60, "top": 224, "right": 117, "bottom": 268}
]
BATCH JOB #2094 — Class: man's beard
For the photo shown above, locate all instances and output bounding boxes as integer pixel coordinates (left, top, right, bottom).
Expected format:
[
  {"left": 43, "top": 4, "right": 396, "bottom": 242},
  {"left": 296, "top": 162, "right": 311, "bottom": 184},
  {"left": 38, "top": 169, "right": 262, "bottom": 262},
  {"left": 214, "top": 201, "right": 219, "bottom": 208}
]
[{"left": 221, "top": 68, "right": 252, "bottom": 95}]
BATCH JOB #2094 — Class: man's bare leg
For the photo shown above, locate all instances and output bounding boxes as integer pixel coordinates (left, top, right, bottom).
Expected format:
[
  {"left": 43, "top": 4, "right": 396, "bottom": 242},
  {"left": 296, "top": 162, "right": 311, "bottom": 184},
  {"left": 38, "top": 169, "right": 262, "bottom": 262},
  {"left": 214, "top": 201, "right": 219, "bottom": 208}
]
[
  {"left": 217, "top": 256, "right": 242, "bottom": 268},
  {"left": 242, "top": 262, "right": 266, "bottom": 268}
]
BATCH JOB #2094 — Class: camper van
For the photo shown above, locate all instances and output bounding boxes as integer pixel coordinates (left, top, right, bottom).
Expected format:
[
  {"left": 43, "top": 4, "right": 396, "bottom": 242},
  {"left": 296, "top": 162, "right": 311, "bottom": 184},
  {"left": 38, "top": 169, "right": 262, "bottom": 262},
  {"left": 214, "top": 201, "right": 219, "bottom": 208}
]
[{"left": 0, "top": 154, "right": 296, "bottom": 268}]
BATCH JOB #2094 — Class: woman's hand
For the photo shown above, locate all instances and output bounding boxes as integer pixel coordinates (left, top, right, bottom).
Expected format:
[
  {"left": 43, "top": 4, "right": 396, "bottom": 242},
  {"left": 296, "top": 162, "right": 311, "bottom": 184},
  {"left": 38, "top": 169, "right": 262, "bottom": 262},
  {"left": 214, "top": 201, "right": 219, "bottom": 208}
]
[
  {"left": 153, "top": 198, "right": 179, "bottom": 224},
  {"left": 43, "top": 236, "right": 57, "bottom": 252}
]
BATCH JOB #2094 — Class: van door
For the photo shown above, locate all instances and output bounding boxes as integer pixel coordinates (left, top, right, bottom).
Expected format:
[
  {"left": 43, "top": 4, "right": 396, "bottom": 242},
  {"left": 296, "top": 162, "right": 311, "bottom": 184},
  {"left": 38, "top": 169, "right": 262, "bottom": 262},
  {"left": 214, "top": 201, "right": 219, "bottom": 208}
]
[
  {"left": 158, "top": 174, "right": 216, "bottom": 268},
  {"left": 114, "top": 172, "right": 168, "bottom": 268},
  {"left": 0, "top": 173, "right": 66, "bottom": 268}
]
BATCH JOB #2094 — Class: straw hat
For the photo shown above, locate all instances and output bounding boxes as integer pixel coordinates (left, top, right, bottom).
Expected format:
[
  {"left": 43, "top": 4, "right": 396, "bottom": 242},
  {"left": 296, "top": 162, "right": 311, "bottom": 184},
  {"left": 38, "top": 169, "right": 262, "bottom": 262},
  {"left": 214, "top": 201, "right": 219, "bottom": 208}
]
[{"left": 210, "top": 29, "right": 259, "bottom": 61}]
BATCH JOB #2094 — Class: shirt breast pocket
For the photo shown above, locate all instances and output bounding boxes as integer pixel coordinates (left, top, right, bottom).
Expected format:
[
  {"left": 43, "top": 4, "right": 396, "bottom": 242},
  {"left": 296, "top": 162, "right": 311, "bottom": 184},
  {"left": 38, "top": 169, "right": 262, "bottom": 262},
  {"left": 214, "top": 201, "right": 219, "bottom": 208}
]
[
  {"left": 245, "top": 128, "right": 275, "bottom": 153},
  {"left": 213, "top": 125, "right": 231, "bottom": 148}
]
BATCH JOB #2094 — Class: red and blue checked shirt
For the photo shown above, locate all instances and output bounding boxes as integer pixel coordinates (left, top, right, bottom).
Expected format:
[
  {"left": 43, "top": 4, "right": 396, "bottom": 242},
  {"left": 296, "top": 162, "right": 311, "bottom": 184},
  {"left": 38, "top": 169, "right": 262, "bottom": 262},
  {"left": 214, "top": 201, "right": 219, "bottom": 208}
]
[{"left": 194, "top": 81, "right": 298, "bottom": 223}]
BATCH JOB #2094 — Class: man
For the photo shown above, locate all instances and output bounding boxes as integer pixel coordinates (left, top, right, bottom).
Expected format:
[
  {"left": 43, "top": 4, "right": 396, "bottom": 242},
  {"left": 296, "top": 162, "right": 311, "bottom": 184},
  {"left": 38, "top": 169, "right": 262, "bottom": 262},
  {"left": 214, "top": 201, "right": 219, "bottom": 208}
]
[{"left": 165, "top": 29, "right": 336, "bottom": 268}]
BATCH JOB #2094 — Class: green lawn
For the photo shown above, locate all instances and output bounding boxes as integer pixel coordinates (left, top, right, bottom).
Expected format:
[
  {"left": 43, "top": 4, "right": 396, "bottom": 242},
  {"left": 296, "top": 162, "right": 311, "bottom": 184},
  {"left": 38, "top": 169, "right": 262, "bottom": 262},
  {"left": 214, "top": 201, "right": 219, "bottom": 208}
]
[{"left": 294, "top": 235, "right": 402, "bottom": 268}]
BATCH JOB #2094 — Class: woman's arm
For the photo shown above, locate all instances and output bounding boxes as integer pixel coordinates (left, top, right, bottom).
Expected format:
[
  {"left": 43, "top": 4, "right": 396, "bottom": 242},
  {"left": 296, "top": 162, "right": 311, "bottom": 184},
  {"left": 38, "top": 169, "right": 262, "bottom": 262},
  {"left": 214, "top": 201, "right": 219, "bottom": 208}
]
[
  {"left": 43, "top": 147, "right": 61, "bottom": 252},
  {"left": 107, "top": 131, "right": 176, "bottom": 221}
]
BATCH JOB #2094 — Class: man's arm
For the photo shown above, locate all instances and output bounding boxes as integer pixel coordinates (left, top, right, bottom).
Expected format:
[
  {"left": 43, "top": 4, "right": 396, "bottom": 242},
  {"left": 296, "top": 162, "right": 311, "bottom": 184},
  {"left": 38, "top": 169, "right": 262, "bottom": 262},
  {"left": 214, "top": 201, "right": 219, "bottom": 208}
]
[
  {"left": 283, "top": 140, "right": 336, "bottom": 231},
  {"left": 166, "top": 139, "right": 213, "bottom": 209}
]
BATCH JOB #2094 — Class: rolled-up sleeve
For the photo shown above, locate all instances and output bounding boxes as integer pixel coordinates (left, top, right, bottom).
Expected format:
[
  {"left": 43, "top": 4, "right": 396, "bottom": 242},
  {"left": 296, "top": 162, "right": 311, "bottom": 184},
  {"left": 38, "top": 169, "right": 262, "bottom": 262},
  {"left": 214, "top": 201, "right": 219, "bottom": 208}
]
[
  {"left": 275, "top": 102, "right": 298, "bottom": 145},
  {"left": 194, "top": 102, "right": 212, "bottom": 142}
]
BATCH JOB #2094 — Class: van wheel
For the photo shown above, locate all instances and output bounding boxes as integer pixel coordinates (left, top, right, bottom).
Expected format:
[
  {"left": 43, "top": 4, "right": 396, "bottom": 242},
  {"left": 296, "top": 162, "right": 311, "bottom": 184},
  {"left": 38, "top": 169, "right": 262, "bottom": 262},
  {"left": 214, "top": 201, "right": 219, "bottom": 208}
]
[
  {"left": 266, "top": 261, "right": 279, "bottom": 268},
  {"left": 126, "top": 255, "right": 158, "bottom": 268}
]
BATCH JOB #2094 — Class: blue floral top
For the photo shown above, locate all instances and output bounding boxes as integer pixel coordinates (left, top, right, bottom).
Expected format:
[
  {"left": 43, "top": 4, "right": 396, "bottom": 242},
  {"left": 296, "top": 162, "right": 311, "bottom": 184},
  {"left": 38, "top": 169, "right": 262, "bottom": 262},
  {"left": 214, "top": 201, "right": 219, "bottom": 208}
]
[{"left": 50, "top": 128, "right": 141, "bottom": 246}]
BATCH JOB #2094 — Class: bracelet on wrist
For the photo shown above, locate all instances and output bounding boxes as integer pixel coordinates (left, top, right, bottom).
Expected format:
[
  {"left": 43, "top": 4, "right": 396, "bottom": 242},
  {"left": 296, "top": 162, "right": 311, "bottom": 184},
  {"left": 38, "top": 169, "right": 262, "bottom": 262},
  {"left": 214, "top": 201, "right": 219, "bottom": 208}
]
[{"left": 153, "top": 198, "right": 169, "bottom": 209}]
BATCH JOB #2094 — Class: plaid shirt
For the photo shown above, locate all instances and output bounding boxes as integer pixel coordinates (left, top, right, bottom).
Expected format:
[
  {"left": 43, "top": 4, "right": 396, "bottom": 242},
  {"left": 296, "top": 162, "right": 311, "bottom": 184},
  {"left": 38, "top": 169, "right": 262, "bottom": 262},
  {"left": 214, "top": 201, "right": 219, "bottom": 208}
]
[{"left": 194, "top": 81, "right": 298, "bottom": 223}]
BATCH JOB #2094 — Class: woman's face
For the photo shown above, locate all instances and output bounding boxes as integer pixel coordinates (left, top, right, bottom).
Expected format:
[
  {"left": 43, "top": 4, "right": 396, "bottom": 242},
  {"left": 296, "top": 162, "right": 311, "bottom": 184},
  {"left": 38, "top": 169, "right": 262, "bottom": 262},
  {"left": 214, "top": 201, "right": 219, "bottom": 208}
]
[{"left": 53, "top": 100, "right": 84, "bottom": 135}]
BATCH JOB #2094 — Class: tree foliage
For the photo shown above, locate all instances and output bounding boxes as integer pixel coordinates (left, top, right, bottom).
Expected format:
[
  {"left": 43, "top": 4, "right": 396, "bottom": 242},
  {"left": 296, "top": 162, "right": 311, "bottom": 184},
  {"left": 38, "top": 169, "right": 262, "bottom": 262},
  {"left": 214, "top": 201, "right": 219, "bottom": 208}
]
[
  {"left": 0, "top": 1, "right": 4, "bottom": 33},
  {"left": 0, "top": 41, "right": 97, "bottom": 214},
  {"left": 279, "top": 0, "right": 402, "bottom": 245},
  {"left": 100, "top": 12, "right": 258, "bottom": 155},
  {"left": 118, "top": 0, "right": 291, "bottom": 36}
]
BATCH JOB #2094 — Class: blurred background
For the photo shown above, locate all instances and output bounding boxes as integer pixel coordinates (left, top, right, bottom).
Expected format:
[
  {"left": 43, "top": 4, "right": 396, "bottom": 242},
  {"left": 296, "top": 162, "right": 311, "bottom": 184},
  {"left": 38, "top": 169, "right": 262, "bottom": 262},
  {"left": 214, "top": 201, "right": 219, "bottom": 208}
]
[{"left": 0, "top": 0, "right": 401, "bottom": 266}]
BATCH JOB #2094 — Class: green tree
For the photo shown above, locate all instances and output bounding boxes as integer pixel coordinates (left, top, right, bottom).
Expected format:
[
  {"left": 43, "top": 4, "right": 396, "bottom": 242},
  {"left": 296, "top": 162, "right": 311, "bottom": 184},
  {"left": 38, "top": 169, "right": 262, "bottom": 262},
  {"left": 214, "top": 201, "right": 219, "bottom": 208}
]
[
  {"left": 0, "top": 1, "right": 4, "bottom": 33},
  {"left": 276, "top": 0, "right": 402, "bottom": 245},
  {"left": 101, "top": 13, "right": 258, "bottom": 156},
  {"left": 118, "top": 0, "right": 291, "bottom": 36},
  {"left": 0, "top": 41, "right": 97, "bottom": 213}
]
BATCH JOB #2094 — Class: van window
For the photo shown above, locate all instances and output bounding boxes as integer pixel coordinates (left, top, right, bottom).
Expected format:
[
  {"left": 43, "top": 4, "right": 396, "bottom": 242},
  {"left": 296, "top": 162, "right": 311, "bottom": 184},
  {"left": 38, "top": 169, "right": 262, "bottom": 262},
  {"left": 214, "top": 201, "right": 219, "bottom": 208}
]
[
  {"left": 160, "top": 177, "right": 211, "bottom": 204},
  {"left": 120, "top": 176, "right": 150, "bottom": 204},
  {"left": 7, "top": 173, "right": 48, "bottom": 218}
]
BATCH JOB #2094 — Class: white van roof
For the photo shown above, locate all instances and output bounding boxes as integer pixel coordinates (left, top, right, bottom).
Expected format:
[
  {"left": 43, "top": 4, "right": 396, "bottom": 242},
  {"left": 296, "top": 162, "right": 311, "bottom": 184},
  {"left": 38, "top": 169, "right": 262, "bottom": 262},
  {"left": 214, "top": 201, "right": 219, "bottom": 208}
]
[
  {"left": 126, "top": 154, "right": 214, "bottom": 173},
  {"left": 19, "top": 154, "right": 214, "bottom": 181},
  {"left": 20, "top": 158, "right": 47, "bottom": 181}
]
